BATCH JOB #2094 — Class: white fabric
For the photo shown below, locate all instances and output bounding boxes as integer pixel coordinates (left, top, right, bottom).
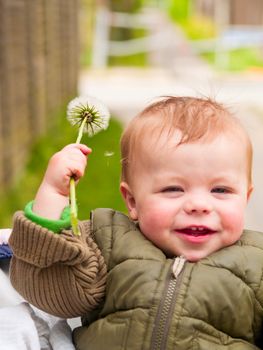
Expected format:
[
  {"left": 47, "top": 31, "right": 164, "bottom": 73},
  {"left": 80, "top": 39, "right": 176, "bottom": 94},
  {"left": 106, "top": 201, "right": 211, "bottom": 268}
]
[
  {"left": 0, "top": 252, "right": 76, "bottom": 349},
  {"left": 0, "top": 228, "right": 12, "bottom": 244},
  {"left": 0, "top": 302, "right": 76, "bottom": 350},
  {"left": 0, "top": 269, "right": 24, "bottom": 308},
  {"left": 0, "top": 303, "right": 41, "bottom": 350}
]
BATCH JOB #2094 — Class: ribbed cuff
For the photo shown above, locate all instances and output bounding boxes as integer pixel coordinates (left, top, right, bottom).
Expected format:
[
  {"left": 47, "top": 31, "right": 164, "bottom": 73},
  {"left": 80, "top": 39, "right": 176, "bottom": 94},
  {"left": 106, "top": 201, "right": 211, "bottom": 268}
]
[{"left": 24, "top": 201, "right": 71, "bottom": 233}]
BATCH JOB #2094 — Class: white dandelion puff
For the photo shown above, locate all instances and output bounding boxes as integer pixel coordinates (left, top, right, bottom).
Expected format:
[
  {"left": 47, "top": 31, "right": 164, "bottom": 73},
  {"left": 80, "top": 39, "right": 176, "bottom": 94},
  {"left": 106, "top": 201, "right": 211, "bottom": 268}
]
[{"left": 67, "top": 95, "right": 110, "bottom": 138}]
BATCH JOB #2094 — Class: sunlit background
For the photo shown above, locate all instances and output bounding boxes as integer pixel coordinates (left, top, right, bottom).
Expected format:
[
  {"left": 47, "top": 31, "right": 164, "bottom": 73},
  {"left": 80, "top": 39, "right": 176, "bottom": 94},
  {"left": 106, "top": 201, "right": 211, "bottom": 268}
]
[{"left": 0, "top": 0, "right": 263, "bottom": 231}]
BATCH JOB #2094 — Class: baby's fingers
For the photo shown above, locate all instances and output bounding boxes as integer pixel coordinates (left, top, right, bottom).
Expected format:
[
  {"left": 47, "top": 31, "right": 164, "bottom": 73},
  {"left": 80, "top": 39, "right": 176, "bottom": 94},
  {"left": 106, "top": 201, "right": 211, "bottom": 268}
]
[
  {"left": 60, "top": 144, "right": 91, "bottom": 179},
  {"left": 46, "top": 144, "right": 91, "bottom": 187},
  {"left": 63, "top": 143, "right": 92, "bottom": 156},
  {"left": 69, "top": 158, "right": 87, "bottom": 181}
]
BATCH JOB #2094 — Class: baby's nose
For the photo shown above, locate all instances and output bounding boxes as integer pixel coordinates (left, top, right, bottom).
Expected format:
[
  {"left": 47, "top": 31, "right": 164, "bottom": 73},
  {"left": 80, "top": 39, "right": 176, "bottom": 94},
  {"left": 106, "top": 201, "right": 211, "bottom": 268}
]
[{"left": 183, "top": 196, "right": 212, "bottom": 214}]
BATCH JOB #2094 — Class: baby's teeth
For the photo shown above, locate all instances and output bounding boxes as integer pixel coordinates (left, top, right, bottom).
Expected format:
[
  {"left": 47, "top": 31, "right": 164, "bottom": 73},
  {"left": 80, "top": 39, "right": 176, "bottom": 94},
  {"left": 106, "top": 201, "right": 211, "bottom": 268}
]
[{"left": 191, "top": 227, "right": 204, "bottom": 231}]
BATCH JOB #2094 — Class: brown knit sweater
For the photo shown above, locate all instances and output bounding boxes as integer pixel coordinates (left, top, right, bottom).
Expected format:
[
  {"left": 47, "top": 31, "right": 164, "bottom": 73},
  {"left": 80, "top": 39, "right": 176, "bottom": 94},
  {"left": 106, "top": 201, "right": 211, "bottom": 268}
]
[{"left": 9, "top": 211, "right": 107, "bottom": 318}]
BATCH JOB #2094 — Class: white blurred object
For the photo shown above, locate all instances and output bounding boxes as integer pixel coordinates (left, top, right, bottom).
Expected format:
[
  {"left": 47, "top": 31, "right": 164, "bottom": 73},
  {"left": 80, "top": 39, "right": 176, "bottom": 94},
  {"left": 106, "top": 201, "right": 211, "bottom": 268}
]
[
  {"left": 0, "top": 228, "right": 12, "bottom": 245},
  {"left": 0, "top": 229, "right": 76, "bottom": 350},
  {"left": 0, "top": 269, "right": 23, "bottom": 308},
  {"left": 0, "top": 300, "right": 75, "bottom": 350}
]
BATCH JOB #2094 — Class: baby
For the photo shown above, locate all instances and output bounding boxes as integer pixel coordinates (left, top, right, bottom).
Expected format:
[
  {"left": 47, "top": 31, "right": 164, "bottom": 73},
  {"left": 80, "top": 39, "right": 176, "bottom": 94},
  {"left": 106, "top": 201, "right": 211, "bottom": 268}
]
[{"left": 9, "top": 96, "right": 263, "bottom": 349}]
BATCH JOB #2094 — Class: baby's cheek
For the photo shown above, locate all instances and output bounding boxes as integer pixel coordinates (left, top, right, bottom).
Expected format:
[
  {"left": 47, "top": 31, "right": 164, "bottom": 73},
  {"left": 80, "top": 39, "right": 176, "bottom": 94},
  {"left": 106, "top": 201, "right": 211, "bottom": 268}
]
[
  {"left": 223, "top": 208, "right": 245, "bottom": 238},
  {"left": 138, "top": 205, "right": 169, "bottom": 240},
  {"left": 139, "top": 212, "right": 159, "bottom": 234}
]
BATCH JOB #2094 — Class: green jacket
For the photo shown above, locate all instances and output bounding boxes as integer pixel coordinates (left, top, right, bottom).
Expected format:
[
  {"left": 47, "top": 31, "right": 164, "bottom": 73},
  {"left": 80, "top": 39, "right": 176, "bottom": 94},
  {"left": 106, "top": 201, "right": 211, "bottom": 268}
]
[
  {"left": 9, "top": 208, "right": 263, "bottom": 350},
  {"left": 74, "top": 208, "right": 263, "bottom": 350}
]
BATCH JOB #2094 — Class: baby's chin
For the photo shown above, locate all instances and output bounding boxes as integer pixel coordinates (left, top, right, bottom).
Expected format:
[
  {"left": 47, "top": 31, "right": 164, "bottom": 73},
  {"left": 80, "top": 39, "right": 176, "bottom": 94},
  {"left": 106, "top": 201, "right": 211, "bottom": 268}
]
[
  {"left": 164, "top": 246, "right": 217, "bottom": 262},
  {"left": 175, "top": 250, "right": 212, "bottom": 262},
  {"left": 184, "top": 255, "right": 206, "bottom": 262}
]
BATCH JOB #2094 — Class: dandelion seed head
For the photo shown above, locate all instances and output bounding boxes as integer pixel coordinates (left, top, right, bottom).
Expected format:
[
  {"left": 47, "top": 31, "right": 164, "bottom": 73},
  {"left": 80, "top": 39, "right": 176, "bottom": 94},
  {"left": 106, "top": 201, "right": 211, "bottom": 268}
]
[{"left": 67, "top": 95, "right": 110, "bottom": 136}]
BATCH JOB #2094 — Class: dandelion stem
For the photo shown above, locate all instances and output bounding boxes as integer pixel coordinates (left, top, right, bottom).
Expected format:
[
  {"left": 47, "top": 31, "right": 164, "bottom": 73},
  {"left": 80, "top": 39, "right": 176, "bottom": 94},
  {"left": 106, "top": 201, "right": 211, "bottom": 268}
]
[
  {"left": 76, "top": 116, "right": 88, "bottom": 144},
  {"left": 70, "top": 116, "right": 88, "bottom": 235},
  {"left": 70, "top": 177, "right": 80, "bottom": 236}
]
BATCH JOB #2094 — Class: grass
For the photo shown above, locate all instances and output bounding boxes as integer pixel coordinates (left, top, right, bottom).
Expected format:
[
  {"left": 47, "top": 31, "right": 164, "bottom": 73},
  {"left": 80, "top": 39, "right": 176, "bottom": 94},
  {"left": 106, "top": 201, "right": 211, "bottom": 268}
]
[
  {"left": 202, "top": 48, "right": 263, "bottom": 72},
  {"left": 0, "top": 110, "right": 127, "bottom": 228}
]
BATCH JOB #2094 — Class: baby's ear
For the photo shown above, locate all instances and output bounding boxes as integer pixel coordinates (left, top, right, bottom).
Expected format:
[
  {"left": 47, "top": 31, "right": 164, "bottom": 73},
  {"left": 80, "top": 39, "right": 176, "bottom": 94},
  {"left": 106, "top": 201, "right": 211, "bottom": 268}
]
[{"left": 120, "top": 182, "right": 138, "bottom": 220}]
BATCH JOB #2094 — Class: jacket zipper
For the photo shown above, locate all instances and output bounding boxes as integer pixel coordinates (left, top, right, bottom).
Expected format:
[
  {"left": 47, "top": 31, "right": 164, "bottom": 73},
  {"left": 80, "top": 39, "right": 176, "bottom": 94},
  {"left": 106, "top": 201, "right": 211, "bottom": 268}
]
[{"left": 150, "top": 256, "right": 186, "bottom": 350}]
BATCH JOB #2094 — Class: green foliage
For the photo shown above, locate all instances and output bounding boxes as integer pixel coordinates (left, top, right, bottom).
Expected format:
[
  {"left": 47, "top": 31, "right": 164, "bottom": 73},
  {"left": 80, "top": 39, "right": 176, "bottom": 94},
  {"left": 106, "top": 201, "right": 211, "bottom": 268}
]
[
  {"left": 109, "top": 52, "right": 147, "bottom": 67},
  {"left": 181, "top": 15, "right": 217, "bottom": 40},
  {"left": 167, "top": 0, "right": 216, "bottom": 40},
  {"left": 167, "top": 0, "right": 190, "bottom": 22},
  {"left": 0, "top": 110, "right": 127, "bottom": 227},
  {"left": 202, "top": 48, "right": 263, "bottom": 72},
  {"left": 109, "top": 0, "right": 144, "bottom": 13}
]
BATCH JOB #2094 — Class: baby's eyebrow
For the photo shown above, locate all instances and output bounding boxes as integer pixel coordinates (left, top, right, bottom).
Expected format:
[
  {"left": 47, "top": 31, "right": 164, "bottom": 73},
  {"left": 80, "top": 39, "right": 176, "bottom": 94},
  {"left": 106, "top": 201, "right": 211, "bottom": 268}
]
[
  {"left": 153, "top": 172, "right": 184, "bottom": 180},
  {"left": 210, "top": 175, "right": 239, "bottom": 184}
]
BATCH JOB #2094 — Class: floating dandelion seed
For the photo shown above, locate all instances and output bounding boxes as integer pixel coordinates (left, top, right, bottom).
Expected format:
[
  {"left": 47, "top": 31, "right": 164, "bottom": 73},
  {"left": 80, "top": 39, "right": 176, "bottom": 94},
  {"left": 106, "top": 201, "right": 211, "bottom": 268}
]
[
  {"left": 104, "top": 151, "right": 115, "bottom": 167},
  {"left": 104, "top": 151, "right": 114, "bottom": 157},
  {"left": 67, "top": 95, "right": 110, "bottom": 235}
]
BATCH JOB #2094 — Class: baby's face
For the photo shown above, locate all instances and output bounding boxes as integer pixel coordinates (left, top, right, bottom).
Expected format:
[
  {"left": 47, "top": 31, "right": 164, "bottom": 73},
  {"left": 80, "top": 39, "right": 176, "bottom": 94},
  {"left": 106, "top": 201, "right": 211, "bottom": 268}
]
[{"left": 121, "top": 132, "right": 252, "bottom": 261}]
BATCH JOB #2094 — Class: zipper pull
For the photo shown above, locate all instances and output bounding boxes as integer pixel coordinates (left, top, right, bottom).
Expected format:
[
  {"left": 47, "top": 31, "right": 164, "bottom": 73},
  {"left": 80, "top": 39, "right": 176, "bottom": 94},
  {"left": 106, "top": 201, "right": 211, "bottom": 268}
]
[{"left": 172, "top": 256, "right": 186, "bottom": 278}]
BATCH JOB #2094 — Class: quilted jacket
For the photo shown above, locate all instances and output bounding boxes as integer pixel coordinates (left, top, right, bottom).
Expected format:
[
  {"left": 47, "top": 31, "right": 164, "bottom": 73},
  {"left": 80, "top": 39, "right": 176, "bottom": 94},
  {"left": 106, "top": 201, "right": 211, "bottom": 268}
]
[{"left": 9, "top": 208, "right": 263, "bottom": 350}]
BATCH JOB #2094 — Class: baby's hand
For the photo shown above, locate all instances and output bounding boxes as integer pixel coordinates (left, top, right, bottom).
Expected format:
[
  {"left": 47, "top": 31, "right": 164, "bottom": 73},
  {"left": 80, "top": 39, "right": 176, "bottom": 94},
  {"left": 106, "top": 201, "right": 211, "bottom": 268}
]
[
  {"left": 43, "top": 144, "right": 91, "bottom": 197},
  {"left": 33, "top": 144, "right": 91, "bottom": 219}
]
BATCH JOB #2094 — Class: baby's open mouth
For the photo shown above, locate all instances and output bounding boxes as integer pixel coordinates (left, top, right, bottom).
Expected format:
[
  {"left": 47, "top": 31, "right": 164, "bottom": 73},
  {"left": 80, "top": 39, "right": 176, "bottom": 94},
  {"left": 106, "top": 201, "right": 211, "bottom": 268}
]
[{"left": 177, "top": 226, "right": 215, "bottom": 236}]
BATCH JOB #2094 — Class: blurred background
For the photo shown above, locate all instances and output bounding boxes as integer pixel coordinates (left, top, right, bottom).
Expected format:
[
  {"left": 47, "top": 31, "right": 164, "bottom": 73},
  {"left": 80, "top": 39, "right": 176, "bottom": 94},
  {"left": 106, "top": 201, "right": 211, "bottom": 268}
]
[{"left": 0, "top": 0, "right": 263, "bottom": 231}]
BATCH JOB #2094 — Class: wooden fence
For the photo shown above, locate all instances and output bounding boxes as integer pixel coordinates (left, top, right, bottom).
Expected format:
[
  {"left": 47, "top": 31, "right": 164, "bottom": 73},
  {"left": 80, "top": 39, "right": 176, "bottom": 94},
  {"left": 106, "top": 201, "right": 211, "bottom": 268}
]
[{"left": 0, "top": 0, "right": 79, "bottom": 188}]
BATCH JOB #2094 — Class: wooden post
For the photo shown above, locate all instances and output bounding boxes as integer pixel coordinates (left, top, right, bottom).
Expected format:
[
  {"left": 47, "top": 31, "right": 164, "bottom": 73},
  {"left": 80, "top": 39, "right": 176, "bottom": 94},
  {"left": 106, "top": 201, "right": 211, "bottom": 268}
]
[{"left": 0, "top": 0, "right": 80, "bottom": 188}]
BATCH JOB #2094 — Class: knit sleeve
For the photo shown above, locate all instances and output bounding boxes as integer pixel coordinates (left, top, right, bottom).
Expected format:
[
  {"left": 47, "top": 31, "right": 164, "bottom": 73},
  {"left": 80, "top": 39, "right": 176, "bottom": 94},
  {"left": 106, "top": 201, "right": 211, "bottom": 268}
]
[{"left": 9, "top": 211, "right": 107, "bottom": 318}]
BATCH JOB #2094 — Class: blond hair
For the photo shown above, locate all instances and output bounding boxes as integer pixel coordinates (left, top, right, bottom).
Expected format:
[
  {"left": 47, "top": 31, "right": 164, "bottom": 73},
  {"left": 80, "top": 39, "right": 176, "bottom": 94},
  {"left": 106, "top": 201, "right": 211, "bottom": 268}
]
[{"left": 120, "top": 96, "right": 253, "bottom": 185}]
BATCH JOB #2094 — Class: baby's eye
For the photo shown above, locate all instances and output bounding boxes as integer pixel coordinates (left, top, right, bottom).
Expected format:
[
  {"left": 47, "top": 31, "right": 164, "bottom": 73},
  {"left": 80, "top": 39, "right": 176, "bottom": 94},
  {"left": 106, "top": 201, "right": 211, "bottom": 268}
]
[
  {"left": 162, "top": 186, "right": 184, "bottom": 193},
  {"left": 211, "top": 187, "right": 230, "bottom": 194}
]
